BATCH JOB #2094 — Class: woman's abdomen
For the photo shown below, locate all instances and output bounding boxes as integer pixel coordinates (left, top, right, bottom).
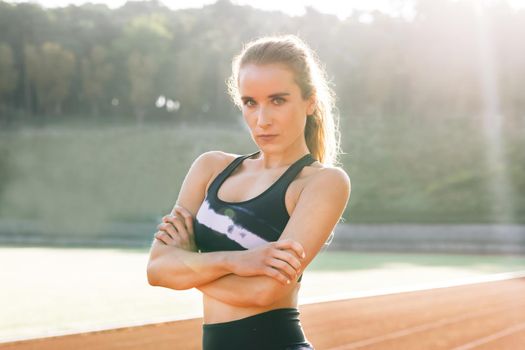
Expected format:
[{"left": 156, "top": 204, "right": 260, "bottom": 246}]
[{"left": 202, "top": 285, "right": 300, "bottom": 324}]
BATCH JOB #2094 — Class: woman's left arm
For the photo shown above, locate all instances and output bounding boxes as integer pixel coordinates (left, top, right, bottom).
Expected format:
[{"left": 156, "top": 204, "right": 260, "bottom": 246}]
[{"left": 196, "top": 167, "right": 351, "bottom": 307}]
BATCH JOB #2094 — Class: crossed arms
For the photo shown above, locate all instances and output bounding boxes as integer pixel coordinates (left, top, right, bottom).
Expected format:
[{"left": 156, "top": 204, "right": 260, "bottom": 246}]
[{"left": 146, "top": 151, "right": 351, "bottom": 307}]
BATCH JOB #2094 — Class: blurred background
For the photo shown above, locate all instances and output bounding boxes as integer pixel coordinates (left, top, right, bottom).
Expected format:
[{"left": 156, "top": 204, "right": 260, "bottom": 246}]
[{"left": 0, "top": 0, "right": 524, "bottom": 343}]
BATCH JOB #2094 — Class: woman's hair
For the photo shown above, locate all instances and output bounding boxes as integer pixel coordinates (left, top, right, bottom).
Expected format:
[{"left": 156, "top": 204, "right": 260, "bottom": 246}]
[{"left": 227, "top": 34, "right": 342, "bottom": 167}]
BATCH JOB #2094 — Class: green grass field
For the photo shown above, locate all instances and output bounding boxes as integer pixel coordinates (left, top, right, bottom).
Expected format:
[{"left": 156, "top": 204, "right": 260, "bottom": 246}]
[
  {"left": 2, "top": 246, "right": 525, "bottom": 343},
  {"left": 0, "top": 120, "right": 524, "bottom": 242}
]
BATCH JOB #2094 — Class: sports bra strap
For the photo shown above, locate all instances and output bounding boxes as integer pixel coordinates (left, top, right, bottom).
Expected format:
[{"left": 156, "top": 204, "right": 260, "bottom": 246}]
[{"left": 206, "top": 151, "right": 260, "bottom": 196}]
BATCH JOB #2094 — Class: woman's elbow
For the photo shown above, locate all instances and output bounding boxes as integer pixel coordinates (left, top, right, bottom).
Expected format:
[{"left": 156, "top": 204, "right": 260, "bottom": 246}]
[
  {"left": 146, "top": 260, "right": 190, "bottom": 290},
  {"left": 147, "top": 260, "right": 161, "bottom": 286}
]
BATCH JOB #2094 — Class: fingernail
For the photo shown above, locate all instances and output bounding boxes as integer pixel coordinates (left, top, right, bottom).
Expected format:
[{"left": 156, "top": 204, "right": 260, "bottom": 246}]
[
  {"left": 286, "top": 279, "right": 290, "bottom": 284},
  {"left": 302, "top": 252, "right": 306, "bottom": 259}
]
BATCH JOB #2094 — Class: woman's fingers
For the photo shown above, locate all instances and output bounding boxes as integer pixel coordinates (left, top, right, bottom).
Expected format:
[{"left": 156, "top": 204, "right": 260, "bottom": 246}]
[
  {"left": 157, "top": 222, "right": 178, "bottom": 240},
  {"left": 156, "top": 221, "right": 182, "bottom": 247},
  {"left": 266, "top": 257, "right": 298, "bottom": 282},
  {"left": 275, "top": 239, "right": 306, "bottom": 260},
  {"left": 272, "top": 249, "right": 302, "bottom": 272},
  {"left": 154, "top": 231, "right": 166, "bottom": 244},
  {"left": 161, "top": 208, "right": 196, "bottom": 251},
  {"left": 173, "top": 206, "right": 194, "bottom": 235},
  {"left": 264, "top": 266, "right": 290, "bottom": 285},
  {"left": 267, "top": 240, "right": 305, "bottom": 284},
  {"left": 163, "top": 216, "right": 189, "bottom": 243},
  {"left": 154, "top": 231, "right": 173, "bottom": 245}
]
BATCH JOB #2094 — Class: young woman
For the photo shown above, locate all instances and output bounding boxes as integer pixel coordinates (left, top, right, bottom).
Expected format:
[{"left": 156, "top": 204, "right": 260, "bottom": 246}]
[{"left": 147, "top": 34, "right": 351, "bottom": 350}]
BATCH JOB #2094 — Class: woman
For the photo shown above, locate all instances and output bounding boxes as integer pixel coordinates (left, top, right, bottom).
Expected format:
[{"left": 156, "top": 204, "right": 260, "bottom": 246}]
[{"left": 147, "top": 34, "right": 351, "bottom": 350}]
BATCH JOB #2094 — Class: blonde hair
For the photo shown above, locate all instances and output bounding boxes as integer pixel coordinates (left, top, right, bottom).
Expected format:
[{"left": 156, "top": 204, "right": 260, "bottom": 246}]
[{"left": 226, "top": 34, "right": 342, "bottom": 167}]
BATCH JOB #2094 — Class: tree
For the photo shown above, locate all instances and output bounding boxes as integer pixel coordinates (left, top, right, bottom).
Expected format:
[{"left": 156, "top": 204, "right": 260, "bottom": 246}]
[
  {"left": 0, "top": 42, "right": 18, "bottom": 123},
  {"left": 80, "top": 45, "right": 114, "bottom": 117},
  {"left": 24, "top": 42, "right": 75, "bottom": 116},
  {"left": 113, "top": 13, "right": 172, "bottom": 125},
  {"left": 127, "top": 51, "right": 159, "bottom": 126}
]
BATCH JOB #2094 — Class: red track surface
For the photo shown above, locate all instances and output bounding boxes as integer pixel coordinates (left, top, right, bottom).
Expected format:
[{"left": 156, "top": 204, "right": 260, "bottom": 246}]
[{"left": 2, "top": 277, "right": 524, "bottom": 349}]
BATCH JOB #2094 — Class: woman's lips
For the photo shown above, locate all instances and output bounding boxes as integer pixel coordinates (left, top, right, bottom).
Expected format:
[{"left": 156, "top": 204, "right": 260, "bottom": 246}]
[{"left": 257, "top": 135, "right": 278, "bottom": 142}]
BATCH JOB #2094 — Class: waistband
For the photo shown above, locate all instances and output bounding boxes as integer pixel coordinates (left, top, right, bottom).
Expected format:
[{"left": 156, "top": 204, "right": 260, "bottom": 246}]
[{"left": 202, "top": 307, "right": 311, "bottom": 350}]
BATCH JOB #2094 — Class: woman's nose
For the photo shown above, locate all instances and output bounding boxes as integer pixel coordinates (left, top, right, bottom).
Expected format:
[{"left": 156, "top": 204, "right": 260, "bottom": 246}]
[{"left": 256, "top": 106, "right": 272, "bottom": 126}]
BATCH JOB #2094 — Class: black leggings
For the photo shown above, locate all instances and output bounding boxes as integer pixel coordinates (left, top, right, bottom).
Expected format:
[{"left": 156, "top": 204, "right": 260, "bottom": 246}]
[{"left": 202, "top": 307, "right": 315, "bottom": 350}]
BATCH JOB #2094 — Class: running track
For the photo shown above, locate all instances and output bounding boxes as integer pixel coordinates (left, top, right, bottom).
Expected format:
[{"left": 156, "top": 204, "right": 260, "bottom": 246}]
[{"left": 2, "top": 275, "right": 524, "bottom": 349}]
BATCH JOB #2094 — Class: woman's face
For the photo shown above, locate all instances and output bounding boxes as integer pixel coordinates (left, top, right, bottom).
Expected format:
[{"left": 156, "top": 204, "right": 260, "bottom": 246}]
[{"left": 238, "top": 63, "right": 315, "bottom": 154}]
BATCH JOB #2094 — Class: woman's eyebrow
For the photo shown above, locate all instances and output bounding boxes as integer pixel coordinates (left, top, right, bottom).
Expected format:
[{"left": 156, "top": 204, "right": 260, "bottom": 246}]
[
  {"left": 241, "top": 92, "right": 291, "bottom": 100},
  {"left": 268, "top": 92, "right": 290, "bottom": 98}
]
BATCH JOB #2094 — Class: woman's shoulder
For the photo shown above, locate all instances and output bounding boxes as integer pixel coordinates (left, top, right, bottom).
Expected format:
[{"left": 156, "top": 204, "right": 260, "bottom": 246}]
[
  {"left": 193, "top": 150, "right": 243, "bottom": 172},
  {"left": 304, "top": 162, "right": 351, "bottom": 193}
]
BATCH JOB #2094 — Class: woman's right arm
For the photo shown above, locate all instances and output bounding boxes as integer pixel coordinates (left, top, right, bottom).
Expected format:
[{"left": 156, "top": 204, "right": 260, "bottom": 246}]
[{"left": 147, "top": 239, "right": 234, "bottom": 290}]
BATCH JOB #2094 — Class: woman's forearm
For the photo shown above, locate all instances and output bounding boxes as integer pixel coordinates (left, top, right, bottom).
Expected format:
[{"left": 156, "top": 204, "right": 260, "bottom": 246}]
[
  {"left": 196, "top": 274, "right": 265, "bottom": 307},
  {"left": 147, "top": 240, "right": 234, "bottom": 290},
  {"left": 147, "top": 238, "right": 298, "bottom": 306},
  {"left": 197, "top": 273, "right": 299, "bottom": 307}
]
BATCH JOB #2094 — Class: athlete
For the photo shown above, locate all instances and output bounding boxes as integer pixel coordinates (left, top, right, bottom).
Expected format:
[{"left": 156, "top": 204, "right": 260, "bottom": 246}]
[{"left": 147, "top": 34, "right": 351, "bottom": 350}]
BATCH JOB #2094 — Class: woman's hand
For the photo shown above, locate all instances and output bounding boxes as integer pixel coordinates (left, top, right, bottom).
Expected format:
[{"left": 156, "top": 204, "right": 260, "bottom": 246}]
[
  {"left": 154, "top": 205, "right": 197, "bottom": 252},
  {"left": 228, "top": 239, "right": 306, "bottom": 285}
]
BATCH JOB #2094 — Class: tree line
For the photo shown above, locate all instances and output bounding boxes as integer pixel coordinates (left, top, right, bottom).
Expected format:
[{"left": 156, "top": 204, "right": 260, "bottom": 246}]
[{"left": 0, "top": 0, "right": 523, "bottom": 127}]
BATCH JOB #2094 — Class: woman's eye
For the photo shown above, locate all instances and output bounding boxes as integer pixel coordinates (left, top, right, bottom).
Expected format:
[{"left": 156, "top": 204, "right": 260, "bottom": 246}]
[
  {"left": 273, "top": 97, "right": 285, "bottom": 105},
  {"left": 244, "top": 100, "right": 255, "bottom": 107}
]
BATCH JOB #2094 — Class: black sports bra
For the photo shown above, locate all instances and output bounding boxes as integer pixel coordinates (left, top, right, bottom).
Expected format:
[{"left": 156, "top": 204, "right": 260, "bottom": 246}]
[{"left": 193, "top": 150, "right": 317, "bottom": 283}]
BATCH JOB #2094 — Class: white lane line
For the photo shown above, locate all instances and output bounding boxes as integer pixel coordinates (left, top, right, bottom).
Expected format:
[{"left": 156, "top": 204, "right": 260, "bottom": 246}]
[
  {"left": 328, "top": 301, "right": 525, "bottom": 350},
  {"left": 451, "top": 322, "right": 525, "bottom": 350},
  {"left": 300, "top": 270, "right": 525, "bottom": 305}
]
